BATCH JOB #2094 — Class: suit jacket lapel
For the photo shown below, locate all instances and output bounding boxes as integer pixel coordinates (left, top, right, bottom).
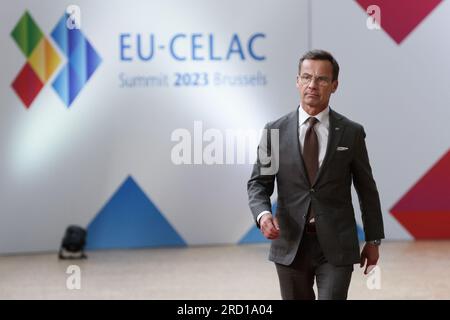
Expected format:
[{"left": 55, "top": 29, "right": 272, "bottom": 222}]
[{"left": 313, "top": 108, "right": 344, "bottom": 186}]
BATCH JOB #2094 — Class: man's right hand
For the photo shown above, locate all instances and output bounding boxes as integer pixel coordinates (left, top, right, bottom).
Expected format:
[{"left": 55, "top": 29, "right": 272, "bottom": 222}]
[{"left": 260, "top": 213, "right": 280, "bottom": 240}]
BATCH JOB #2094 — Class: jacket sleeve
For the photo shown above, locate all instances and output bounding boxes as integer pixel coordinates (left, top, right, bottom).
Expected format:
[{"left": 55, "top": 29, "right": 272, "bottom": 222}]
[
  {"left": 247, "top": 123, "right": 276, "bottom": 228},
  {"left": 350, "top": 126, "right": 385, "bottom": 241}
]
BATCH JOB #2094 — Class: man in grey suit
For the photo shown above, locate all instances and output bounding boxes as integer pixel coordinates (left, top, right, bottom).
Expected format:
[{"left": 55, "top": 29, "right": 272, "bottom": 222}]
[{"left": 247, "top": 50, "right": 384, "bottom": 300}]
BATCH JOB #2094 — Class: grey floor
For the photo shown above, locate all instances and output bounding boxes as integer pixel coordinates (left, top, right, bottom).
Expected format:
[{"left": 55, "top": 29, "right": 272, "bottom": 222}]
[{"left": 1, "top": 241, "right": 449, "bottom": 299}]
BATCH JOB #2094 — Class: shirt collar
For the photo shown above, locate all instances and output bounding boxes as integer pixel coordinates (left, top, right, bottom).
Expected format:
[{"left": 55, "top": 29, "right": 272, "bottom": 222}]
[{"left": 298, "top": 105, "right": 330, "bottom": 127}]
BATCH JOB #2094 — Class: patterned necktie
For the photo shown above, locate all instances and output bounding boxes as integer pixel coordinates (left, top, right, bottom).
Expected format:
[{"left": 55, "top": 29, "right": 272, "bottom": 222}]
[
  {"left": 303, "top": 117, "right": 319, "bottom": 224},
  {"left": 303, "top": 117, "right": 319, "bottom": 185}
]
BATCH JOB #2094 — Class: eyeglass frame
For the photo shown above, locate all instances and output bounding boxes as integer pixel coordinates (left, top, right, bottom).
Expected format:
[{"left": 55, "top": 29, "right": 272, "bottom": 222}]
[{"left": 298, "top": 73, "right": 334, "bottom": 87}]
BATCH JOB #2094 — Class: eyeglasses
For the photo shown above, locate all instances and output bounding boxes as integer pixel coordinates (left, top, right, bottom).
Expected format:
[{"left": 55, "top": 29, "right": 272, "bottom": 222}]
[{"left": 299, "top": 74, "right": 332, "bottom": 87}]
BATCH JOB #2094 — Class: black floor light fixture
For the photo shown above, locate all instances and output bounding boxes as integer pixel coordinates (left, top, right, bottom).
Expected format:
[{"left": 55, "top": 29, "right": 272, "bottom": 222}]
[{"left": 58, "top": 225, "right": 88, "bottom": 259}]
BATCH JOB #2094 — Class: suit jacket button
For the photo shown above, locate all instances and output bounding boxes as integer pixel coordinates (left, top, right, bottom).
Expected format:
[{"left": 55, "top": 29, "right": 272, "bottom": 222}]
[{"left": 310, "top": 188, "right": 315, "bottom": 193}]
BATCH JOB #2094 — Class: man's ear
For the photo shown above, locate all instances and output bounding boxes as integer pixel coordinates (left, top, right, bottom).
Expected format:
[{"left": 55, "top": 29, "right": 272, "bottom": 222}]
[
  {"left": 296, "top": 75, "right": 300, "bottom": 89},
  {"left": 331, "top": 80, "right": 338, "bottom": 93}
]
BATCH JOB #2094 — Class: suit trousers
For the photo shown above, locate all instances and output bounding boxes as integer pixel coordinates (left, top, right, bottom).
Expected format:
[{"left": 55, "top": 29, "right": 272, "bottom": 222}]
[{"left": 275, "top": 230, "right": 354, "bottom": 300}]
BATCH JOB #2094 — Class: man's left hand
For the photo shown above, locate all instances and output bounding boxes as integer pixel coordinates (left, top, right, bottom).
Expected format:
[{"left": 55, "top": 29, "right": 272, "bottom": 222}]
[{"left": 360, "top": 243, "right": 379, "bottom": 275}]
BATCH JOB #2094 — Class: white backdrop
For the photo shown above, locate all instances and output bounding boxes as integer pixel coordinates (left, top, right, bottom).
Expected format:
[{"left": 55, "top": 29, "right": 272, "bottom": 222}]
[{"left": 1, "top": 0, "right": 448, "bottom": 254}]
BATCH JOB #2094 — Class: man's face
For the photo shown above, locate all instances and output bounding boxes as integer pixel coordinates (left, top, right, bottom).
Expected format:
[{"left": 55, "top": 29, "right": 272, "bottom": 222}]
[{"left": 296, "top": 59, "right": 338, "bottom": 110}]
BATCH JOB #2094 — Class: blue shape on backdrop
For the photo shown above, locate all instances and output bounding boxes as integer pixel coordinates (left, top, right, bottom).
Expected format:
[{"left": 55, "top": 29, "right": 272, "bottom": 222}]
[
  {"left": 51, "top": 13, "right": 101, "bottom": 107},
  {"left": 86, "top": 176, "right": 186, "bottom": 250},
  {"left": 239, "top": 203, "right": 277, "bottom": 244},
  {"left": 357, "top": 224, "right": 365, "bottom": 241}
]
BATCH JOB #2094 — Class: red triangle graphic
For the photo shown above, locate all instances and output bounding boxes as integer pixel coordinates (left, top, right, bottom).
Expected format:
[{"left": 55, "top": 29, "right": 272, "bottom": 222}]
[
  {"left": 391, "top": 150, "right": 450, "bottom": 239},
  {"left": 356, "top": 0, "right": 443, "bottom": 44}
]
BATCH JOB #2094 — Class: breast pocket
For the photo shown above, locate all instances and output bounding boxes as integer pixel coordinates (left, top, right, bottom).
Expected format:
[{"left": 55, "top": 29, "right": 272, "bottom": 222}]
[
  {"left": 325, "top": 147, "right": 353, "bottom": 177},
  {"left": 333, "top": 147, "right": 352, "bottom": 161}
]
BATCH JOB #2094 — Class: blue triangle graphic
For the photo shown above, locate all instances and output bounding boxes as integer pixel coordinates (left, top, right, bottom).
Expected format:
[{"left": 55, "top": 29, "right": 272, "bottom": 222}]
[
  {"left": 357, "top": 224, "right": 365, "bottom": 241},
  {"left": 239, "top": 203, "right": 277, "bottom": 244},
  {"left": 86, "top": 176, "right": 186, "bottom": 250},
  {"left": 238, "top": 224, "right": 270, "bottom": 244}
]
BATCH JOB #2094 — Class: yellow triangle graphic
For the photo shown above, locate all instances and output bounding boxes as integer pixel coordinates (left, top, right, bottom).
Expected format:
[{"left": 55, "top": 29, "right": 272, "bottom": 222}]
[
  {"left": 28, "top": 37, "right": 61, "bottom": 83},
  {"left": 45, "top": 39, "right": 61, "bottom": 81}
]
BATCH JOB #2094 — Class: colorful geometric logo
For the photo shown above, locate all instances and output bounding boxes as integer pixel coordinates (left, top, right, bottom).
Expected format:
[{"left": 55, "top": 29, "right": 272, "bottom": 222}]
[
  {"left": 391, "top": 149, "right": 450, "bottom": 239},
  {"left": 356, "top": 0, "right": 443, "bottom": 44},
  {"left": 11, "top": 11, "right": 61, "bottom": 108},
  {"left": 10, "top": 11, "right": 101, "bottom": 108}
]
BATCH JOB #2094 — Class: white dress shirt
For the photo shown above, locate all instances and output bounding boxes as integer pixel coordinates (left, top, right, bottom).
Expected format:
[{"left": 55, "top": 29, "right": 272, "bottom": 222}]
[
  {"left": 298, "top": 105, "right": 330, "bottom": 166},
  {"left": 257, "top": 105, "right": 330, "bottom": 224}
]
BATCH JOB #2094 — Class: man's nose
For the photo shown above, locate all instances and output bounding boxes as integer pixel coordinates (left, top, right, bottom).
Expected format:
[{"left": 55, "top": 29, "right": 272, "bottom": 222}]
[{"left": 308, "top": 77, "right": 320, "bottom": 88}]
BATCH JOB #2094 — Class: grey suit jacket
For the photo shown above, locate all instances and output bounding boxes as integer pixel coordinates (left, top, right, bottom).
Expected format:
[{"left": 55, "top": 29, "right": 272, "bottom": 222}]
[{"left": 247, "top": 108, "right": 385, "bottom": 266}]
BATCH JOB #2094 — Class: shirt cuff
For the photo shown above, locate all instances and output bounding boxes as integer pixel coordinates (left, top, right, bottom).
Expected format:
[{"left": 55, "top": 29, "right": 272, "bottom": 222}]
[{"left": 257, "top": 211, "right": 272, "bottom": 224}]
